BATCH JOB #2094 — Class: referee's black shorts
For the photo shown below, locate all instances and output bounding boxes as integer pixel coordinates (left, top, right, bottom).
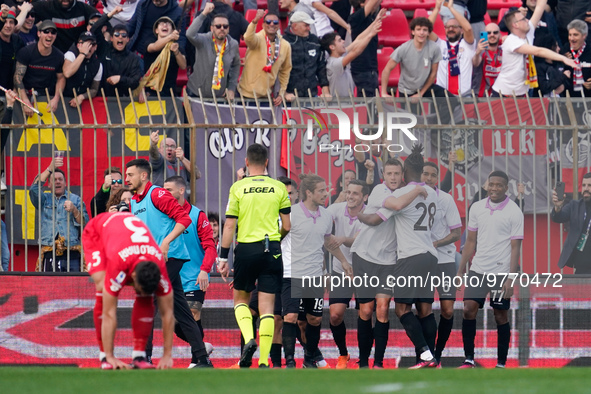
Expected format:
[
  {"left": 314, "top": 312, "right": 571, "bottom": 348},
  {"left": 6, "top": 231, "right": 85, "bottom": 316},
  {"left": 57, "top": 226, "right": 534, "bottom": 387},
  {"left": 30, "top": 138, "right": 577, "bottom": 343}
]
[{"left": 233, "top": 241, "right": 283, "bottom": 294}]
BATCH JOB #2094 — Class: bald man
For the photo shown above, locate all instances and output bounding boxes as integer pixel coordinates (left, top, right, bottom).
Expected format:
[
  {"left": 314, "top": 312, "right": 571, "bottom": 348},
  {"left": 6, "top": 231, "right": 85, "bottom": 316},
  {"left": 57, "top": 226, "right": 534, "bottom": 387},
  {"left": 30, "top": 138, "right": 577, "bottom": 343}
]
[
  {"left": 472, "top": 23, "right": 502, "bottom": 97},
  {"left": 149, "top": 131, "right": 201, "bottom": 189}
]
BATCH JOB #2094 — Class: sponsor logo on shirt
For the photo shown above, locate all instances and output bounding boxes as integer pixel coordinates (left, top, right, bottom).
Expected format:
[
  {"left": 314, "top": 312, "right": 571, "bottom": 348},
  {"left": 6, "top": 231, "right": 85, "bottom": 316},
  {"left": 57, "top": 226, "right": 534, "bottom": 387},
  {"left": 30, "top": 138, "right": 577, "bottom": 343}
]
[
  {"left": 243, "top": 186, "right": 276, "bottom": 194},
  {"left": 308, "top": 49, "right": 316, "bottom": 57}
]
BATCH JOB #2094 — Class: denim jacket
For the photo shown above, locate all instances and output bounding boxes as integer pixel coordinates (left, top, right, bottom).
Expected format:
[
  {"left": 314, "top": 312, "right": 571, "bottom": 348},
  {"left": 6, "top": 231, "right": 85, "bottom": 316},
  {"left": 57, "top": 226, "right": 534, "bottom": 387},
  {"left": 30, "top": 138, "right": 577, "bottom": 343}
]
[{"left": 29, "top": 183, "right": 89, "bottom": 247}]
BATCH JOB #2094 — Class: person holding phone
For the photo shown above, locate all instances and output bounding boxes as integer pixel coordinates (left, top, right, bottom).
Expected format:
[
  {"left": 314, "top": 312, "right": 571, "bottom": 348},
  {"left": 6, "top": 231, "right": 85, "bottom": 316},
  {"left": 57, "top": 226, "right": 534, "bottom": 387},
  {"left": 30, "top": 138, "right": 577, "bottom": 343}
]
[
  {"left": 552, "top": 173, "right": 591, "bottom": 274},
  {"left": 472, "top": 23, "right": 503, "bottom": 97},
  {"left": 89, "top": 167, "right": 125, "bottom": 217}
]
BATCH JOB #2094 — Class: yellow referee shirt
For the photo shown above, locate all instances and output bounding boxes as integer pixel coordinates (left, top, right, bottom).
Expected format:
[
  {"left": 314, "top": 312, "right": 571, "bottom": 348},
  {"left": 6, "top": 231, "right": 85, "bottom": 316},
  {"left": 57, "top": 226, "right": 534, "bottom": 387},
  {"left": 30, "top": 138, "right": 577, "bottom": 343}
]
[{"left": 226, "top": 175, "right": 291, "bottom": 243}]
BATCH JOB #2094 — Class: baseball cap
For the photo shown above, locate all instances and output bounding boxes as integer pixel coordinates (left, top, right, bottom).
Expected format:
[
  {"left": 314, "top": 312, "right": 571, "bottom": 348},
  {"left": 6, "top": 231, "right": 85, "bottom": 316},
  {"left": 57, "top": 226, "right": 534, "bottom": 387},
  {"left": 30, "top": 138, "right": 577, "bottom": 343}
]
[
  {"left": 290, "top": 11, "right": 314, "bottom": 25},
  {"left": 5, "top": 10, "right": 17, "bottom": 25},
  {"left": 90, "top": 12, "right": 103, "bottom": 19},
  {"left": 78, "top": 31, "right": 97, "bottom": 43},
  {"left": 39, "top": 20, "right": 57, "bottom": 31},
  {"left": 153, "top": 16, "right": 176, "bottom": 35}
]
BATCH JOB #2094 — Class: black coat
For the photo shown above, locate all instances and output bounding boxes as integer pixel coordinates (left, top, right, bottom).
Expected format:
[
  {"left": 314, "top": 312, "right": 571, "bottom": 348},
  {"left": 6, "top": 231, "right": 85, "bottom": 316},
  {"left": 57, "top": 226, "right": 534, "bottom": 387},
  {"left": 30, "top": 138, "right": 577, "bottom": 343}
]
[
  {"left": 552, "top": 199, "right": 591, "bottom": 268},
  {"left": 283, "top": 30, "right": 328, "bottom": 96},
  {"left": 100, "top": 47, "right": 142, "bottom": 97}
]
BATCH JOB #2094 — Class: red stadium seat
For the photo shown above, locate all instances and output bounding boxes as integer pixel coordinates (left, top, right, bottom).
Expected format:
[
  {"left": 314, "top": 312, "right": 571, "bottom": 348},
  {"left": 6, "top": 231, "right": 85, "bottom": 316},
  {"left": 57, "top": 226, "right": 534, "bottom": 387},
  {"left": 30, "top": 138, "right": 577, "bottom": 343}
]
[
  {"left": 377, "top": 47, "right": 400, "bottom": 91},
  {"left": 413, "top": 8, "right": 446, "bottom": 40},
  {"left": 245, "top": 9, "right": 257, "bottom": 23},
  {"left": 378, "top": 9, "right": 410, "bottom": 48},
  {"left": 497, "top": 7, "right": 510, "bottom": 24},
  {"left": 484, "top": 12, "right": 491, "bottom": 25},
  {"left": 257, "top": 0, "right": 266, "bottom": 8},
  {"left": 487, "top": 0, "right": 521, "bottom": 10},
  {"left": 176, "top": 68, "right": 188, "bottom": 88},
  {"left": 382, "top": 0, "right": 436, "bottom": 10}
]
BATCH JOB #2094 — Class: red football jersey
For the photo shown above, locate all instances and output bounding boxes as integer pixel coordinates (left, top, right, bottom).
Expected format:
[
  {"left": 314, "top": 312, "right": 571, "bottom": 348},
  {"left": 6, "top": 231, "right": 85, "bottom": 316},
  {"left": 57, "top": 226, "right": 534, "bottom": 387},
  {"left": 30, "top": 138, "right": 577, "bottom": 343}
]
[{"left": 82, "top": 212, "right": 171, "bottom": 297}]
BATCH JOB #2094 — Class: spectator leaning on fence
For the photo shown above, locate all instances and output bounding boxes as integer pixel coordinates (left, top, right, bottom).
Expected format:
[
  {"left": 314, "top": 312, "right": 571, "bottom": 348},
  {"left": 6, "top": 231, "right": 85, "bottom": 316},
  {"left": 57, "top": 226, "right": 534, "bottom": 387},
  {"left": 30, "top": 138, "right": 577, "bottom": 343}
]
[
  {"left": 29, "top": 157, "right": 89, "bottom": 273},
  {"left": 63, "top": 31, "right": 102, "bottom": 107},
  {"left": 551, "top": 173, "right": 591, "bottom": 274},
  {"left": 100, "top": 24, "right": 142, "bottom": 97},
  {"left": 237, "top": 10, "right": 292, "bottom": 106},
  {"left": 149, "top": 130, "right": 201, "bottom": 189},
  {"left": 186, "top": 3, "right": 240, "bottom": 100},
  {"left": 283, "top": 12, "right": 330, "bottom": 101},
  {"left": 14, "top": 20, "right": 65, "bottom": 117}
]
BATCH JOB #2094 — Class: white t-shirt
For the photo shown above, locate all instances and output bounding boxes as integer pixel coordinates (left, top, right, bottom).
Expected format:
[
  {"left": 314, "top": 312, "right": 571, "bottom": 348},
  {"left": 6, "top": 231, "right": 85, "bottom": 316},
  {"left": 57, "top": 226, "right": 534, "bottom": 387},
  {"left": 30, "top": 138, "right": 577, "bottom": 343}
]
[
  {"left": 103, "top": 0, "right": 141, "bottom": 24},
  {"left": 492, "top": 21, "right": 535, "bottom": 96},
  {"left": 467, "top": 196, "right": 524, "bottom": 274},
  {"left": 300, "top": 0, "right": 333, "bottom": 38},
  {"left": 378, "top": 183, "right": 438, "bottom": 260},
  {"left": 326, "top": 202, "right": 364, "bottom": 274},
  {"left": 435, "top": 37, "right": 476, "bottom": 96},
  {"left": 64, "top": 51, "right": 103, "bottom": 81},
  {"left": 431, "top": 189, "right": 462, "bottom": 264},
  {"left": 351, "top": 183, "right": 397, "bottom": 266},
  {"left": 290, "top": 202, "right": 333, "bottom": 278}
]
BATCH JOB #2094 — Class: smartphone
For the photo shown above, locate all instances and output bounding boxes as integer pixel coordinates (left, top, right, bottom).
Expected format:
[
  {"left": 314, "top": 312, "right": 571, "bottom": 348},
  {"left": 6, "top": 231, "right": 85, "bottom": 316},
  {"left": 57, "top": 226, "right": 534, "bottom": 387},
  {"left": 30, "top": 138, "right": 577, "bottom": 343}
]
[
  {"left": 480, "top": 31, "right": 488, "bottom": 43},
  {"left": 555, "top": 181, "right": 565, "bottom": 201}
]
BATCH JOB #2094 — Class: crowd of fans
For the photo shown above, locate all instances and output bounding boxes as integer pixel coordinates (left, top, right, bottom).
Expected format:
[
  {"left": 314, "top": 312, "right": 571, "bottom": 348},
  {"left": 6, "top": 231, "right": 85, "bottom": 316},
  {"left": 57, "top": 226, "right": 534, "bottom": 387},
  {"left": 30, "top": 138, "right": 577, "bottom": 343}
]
[{"left": 1, "top": 0, "right": 589, "bottom": 108}]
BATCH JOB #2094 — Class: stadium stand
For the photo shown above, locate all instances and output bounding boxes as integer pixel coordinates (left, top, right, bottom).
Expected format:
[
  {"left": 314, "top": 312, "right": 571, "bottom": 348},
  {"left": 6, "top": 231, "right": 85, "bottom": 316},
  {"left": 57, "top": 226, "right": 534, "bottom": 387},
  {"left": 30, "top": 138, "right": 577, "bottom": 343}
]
[{"left": 378, "top": 9, "right": 410, "bottom": 48}]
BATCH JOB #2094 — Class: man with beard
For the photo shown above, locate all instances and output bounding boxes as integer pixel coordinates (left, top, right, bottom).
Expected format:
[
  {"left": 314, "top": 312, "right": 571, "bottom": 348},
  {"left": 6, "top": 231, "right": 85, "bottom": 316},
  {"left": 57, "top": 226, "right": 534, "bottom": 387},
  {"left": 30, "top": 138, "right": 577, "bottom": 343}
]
[
  {"left": 552, "top": 173, "right": 591, "bottom": 274},
  {"left": 473, "top": 22, "right": 502, "bottom": 97},
  {"left": 429, "top": 0, "right": 476, "bottom": 97},
  {"left": 101, "top": 24, "right": 142, "bottom": 97},
  {"left": 125, "top": 158, "right": 213, "bottom": 368},
  {"left": 186, "top": 3, "right": 240, "bottom": 100},
  {"left": 32, "top": 0, "right": 98, "bottom": 53},
  {"left": 14, "top": 20, "right": 65, "bottom": 116}
]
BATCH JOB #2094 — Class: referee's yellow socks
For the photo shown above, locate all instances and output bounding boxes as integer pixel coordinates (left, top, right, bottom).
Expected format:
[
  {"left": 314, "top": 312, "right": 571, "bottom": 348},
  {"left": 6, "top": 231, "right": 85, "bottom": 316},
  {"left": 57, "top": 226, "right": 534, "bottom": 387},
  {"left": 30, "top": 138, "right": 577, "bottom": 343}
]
[
  {"left": 234, "top": 303, "right": 254, "bottom": 343},
  {"left": 258, "top": 314, "right": 274, "bottom": 366}
]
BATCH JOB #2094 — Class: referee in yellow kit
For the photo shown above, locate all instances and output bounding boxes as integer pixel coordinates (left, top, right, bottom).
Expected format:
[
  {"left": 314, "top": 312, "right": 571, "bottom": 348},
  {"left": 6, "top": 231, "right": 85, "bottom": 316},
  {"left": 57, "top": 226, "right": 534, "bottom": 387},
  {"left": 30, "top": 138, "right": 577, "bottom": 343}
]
[{"left": 217, "top": 143, "right": 291, "bottom": 368}]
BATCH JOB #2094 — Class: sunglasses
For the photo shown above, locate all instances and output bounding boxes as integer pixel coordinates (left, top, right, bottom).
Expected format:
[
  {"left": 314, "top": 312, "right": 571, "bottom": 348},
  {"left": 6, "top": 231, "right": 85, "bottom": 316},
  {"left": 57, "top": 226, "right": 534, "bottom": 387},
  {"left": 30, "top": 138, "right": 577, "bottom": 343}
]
[
  {"left": 112, "top": 179, "right": 123, "bottom": 185},
  {"left": 486, "top": 30, "right": 499, "bottom": 34},
  {"left": 89, "top": 21, "right": 96, "bottom": 26},
  {"left": 265, "top": 19, "right": 280, "bottom": 25},
  {"left": 113, "top": 32, "right": 128, "bottom": 38},
  {"left": 214, "top": 24, "right": 229, "bottom": 29},
  {"left": 42, "top": 29, "right": 57, "bottom": 35}
]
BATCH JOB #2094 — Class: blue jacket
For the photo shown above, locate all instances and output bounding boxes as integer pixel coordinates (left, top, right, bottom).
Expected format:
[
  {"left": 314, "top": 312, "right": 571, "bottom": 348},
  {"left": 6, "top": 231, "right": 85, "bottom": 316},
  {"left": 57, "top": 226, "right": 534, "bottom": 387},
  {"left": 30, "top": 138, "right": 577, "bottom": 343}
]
[
  {"left": 551, "top": 198, "right": 589, "bottom": 268},
  {"left": 127, "top": 0, "right": 187, "bottom": 54},
  {"left": 29, "top": 184, "right": 89, "bottom": 247}
]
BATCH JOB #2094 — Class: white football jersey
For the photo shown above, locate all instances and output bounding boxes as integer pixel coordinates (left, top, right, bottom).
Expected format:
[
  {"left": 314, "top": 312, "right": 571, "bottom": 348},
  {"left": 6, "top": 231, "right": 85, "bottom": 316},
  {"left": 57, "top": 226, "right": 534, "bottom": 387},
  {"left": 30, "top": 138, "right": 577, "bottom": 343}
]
[{"left": 432, "top": 189, "right": 462, "bottom": 264}]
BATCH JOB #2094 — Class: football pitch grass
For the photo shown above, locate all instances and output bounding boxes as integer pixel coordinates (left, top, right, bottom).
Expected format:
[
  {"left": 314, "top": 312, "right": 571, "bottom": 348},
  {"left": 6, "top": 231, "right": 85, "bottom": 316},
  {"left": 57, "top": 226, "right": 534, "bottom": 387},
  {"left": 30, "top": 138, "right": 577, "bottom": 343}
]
[{"left": 1, "top": 367, "right": 589, "bottom": 393}]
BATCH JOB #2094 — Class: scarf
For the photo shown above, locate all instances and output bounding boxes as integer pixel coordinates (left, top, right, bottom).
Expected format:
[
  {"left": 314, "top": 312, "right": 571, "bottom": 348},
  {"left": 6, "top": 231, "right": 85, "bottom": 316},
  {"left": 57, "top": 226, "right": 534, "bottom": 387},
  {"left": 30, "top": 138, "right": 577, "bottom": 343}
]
[
  {"left": 263, "top": 34, "right": 280, "bottom": 73},
  {"left": 212, "top": 36, "right": 227, "bottom": 90},
  {"left": 571, "top": 43, "right": 586, "bottom": 91},
  {"left": 447, "top": 41, "right": 461, "bottom": 95},
  {"left": 134, "top": 41, "right": 172, "bottom": 96},
  {"left": 525, "top": 38, "right": 538, "bottom": 89}
]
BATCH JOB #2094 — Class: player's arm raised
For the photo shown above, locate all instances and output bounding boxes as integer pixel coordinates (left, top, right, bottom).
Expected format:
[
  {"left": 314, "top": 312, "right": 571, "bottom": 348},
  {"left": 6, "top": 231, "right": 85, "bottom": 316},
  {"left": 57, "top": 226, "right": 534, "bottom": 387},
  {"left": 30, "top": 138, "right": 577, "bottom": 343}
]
[
  {"left": 102, "top": 292, "right": 131, "bottom": 369},
  {"left": 156, "top": 292, "right": 174, "bottom": 369}
]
